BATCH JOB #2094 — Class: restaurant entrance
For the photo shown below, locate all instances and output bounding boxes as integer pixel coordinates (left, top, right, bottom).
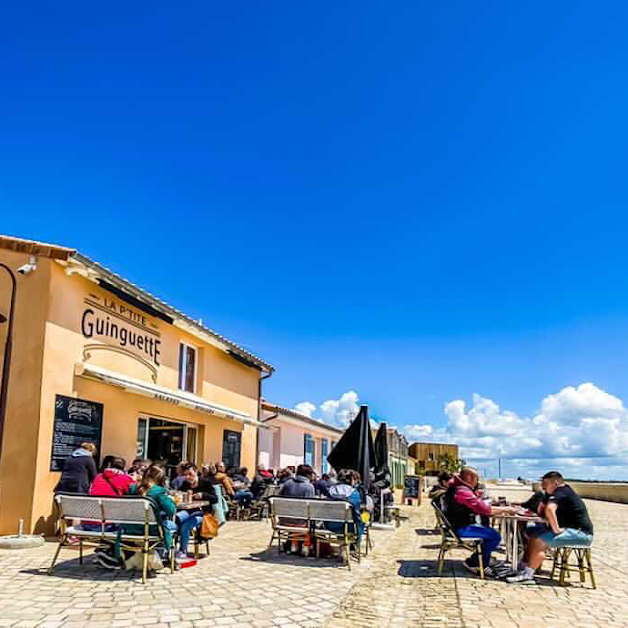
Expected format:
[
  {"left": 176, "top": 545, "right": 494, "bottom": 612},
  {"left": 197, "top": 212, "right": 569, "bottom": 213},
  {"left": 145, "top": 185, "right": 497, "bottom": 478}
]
[{"left": 137, "top": 416, "right": 198, "bottom": 477}]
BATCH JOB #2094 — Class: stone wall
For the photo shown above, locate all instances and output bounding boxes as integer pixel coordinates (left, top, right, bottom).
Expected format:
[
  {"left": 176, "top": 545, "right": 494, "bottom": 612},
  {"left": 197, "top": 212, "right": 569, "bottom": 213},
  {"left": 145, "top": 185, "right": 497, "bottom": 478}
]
[
  {"left": 568, "top": 482, "right": 628, "bottom": 503},
  {"left": 532, "top": 481, "right": 628, "bottom": 504}
]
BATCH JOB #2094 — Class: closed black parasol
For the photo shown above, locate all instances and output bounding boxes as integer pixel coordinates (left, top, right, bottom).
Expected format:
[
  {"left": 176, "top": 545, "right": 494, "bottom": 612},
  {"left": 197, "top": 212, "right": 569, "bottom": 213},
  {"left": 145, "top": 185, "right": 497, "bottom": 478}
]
[
  {"left": 327, "top": 405, "right": 375, "bottom": 491},
  {"left": 373, "top": 422, "right": 389, "bottom": 472}
]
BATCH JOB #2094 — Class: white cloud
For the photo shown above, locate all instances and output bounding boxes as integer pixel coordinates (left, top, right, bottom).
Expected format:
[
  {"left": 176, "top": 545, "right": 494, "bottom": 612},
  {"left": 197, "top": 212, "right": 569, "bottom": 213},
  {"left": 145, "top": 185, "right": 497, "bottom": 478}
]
[
  {"left": 404, "top": 424, "right": 434, "bottom": 439},
  {"left": 294, "top": 401, "right": 316, "bottom": 418},
  {"left": 294, "top": 390, "right": 360, "bottom": 428},
  {"left": 404, "top": 383, "right": 628, "bottom": 480}
]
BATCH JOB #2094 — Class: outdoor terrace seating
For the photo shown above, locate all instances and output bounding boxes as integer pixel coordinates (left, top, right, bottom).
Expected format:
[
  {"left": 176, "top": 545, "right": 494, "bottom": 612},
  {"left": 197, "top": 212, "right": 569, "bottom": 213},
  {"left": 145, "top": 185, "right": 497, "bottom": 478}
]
[
  {"left": 266, "top": 496, "right": 363, "bottom": 569},
  {"left": 49, "top": 493, "right": 175, "bottom": 584}
]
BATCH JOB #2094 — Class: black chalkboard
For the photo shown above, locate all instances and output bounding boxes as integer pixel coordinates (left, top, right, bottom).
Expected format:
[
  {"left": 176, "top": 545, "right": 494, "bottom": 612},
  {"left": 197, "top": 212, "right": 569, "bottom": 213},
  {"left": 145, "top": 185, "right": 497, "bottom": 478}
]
[
  {"left": 50, "top": 394, "right": 103, "bottom": 471},
  {"left": 403, "top": 475, "right": 421, "bottom": 499}
]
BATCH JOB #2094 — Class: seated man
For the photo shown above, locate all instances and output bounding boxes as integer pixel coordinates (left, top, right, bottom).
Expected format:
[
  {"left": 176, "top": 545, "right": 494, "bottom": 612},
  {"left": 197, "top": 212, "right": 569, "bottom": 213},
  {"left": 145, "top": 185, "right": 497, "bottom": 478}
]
[
  {"left": 513, "top": 489, "right": 545, "bottom": 513},
  {"left": 429, "top": 471, "right": 452, "bottom": 505},
  {"left": 314, "top": 473, "right": 332, "bottom": 497},
  {"left": 443, "top": 466, "right": 515, "bottom": 574},
  {"left": 279, "top": 464, "right": 315, "bottom": 555},
  {"left": 214, "top": 461, "right": 235, "bottom": 498},
  {"left": 232, "top": 467, "right": 254, "bottom": 507},
  {"left": 507, "top": 471, "right": 593, "bottom": 584}
]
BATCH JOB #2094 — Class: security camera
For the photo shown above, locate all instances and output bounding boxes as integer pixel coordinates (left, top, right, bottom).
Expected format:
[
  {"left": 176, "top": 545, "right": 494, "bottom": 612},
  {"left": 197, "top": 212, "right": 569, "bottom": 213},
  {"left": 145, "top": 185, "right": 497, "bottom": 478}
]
[{"left": 17, "top": 256, "right": 37, "bottom": 275}]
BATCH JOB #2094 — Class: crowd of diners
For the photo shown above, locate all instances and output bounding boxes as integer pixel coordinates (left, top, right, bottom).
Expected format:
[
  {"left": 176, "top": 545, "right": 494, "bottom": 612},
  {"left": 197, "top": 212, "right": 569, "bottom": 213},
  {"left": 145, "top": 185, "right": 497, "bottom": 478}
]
[
  {"left": 430, "top": 466, "right": 594, "bottom": 584},
  {"left": 53, "top": 443, "right": 384, "bottom": 570}
]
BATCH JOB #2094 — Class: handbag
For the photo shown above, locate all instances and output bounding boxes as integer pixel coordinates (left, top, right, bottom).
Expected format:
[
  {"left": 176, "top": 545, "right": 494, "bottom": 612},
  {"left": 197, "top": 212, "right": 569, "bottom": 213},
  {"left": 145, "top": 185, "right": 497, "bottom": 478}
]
[{"left": 200, "top": 512, "right": 219, "bottom": 538}]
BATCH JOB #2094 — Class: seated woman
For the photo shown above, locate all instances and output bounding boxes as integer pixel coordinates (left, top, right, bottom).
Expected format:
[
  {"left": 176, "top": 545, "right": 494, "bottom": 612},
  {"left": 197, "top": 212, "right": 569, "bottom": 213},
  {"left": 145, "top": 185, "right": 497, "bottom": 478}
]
[
  {"left": 327, "top": 469, "right": 365, "bottom": 540},
  {"left": 127, "top": 465, "right": 177, "bottom": 565},
  {"left": 177, "top": 463, "right": 218, "bottom": 561}
]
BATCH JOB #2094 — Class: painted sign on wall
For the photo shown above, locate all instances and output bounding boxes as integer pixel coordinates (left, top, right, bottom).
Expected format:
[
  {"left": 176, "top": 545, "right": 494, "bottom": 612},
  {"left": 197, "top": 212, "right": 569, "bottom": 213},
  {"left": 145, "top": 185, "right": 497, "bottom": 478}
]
[{"left": 80, "top": 293, "right": 162, "bottom": 366}]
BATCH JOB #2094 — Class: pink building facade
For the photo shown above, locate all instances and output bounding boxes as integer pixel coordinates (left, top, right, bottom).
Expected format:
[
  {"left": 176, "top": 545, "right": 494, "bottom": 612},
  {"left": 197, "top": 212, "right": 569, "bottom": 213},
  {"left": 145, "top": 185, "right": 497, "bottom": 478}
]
[{"left": 258, "top": 402, "right": 344, "bottom": 476}]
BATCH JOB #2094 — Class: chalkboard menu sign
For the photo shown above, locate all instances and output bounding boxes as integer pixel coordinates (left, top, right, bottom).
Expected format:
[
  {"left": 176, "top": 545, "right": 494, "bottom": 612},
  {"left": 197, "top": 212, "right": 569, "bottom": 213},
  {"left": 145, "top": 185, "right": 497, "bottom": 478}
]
[
  {"left": 403, "top": 474, "right": 421, "bottom": 499},
  {"left": 50, "top": 394, "right": 103, "bottom": 471}
]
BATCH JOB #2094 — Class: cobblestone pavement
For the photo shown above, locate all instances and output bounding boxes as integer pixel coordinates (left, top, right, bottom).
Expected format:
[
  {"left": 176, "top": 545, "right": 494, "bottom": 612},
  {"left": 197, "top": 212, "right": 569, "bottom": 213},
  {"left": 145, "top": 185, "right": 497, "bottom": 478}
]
[
  {"left": 2, "top": 490, "right": 628, "bottom": 627},
  {"left": 0, "top": 513, "right": 398, "bottom": 628},
  {"left": 326, "top": 488, "right": 628, "bottom": 628}
]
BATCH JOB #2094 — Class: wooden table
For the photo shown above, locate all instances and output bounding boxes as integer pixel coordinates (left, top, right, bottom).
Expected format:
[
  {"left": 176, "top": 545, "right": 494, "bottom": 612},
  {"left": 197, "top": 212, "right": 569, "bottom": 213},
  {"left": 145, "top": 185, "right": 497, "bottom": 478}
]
[{"left": 493, "top": 513, "right": 543, "bottom": 570}]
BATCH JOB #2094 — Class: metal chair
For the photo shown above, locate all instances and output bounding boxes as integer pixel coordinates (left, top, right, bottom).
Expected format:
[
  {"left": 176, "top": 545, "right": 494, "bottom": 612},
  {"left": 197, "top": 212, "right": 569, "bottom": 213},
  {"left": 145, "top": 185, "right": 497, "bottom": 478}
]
[
  {"left": 363, "top": 518, "right": 374, "bottom": 557},
  {"left": 431, "top": 501, "right": 486, "bottom": 579},
  {"left": 309, "top": 500, "right": 360, "bottom": 570},
  {"left": 245, "top": 484, "right": 277, "bottom": 521},
  {"left": 550, "top": 545, "right": 596, "bottom": 588},
  {"left": 266, "top": 497, "right": 311, "bottom": 557},
  {"left": 50, "top": 494, "right": 174, "bottom": 584},
  {"left": 192, "top": 528, "right": 211, "bottom": 559}
]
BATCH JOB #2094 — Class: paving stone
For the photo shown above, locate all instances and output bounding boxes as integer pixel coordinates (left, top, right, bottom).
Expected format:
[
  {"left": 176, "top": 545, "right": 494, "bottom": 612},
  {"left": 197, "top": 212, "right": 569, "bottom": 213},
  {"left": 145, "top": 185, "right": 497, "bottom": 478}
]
[{"left": 1, "top": 490, "right": 626, "bottom": 627}]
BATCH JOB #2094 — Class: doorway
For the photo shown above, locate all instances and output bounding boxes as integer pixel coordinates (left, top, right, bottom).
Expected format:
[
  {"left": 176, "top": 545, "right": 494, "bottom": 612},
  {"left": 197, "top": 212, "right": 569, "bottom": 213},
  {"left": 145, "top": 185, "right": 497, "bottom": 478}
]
[
  {"left": 137, "top": 416, "right": 198, "bottom": 478},
  {"left": 222, "top": 429, "right": 241, "bottom": 470}
]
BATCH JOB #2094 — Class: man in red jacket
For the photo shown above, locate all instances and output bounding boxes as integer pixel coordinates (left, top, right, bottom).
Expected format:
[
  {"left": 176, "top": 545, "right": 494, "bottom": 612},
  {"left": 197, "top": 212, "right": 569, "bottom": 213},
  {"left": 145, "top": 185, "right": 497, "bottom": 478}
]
[{"left": 443, "top": 467, "right": 515, "bottom": 574}]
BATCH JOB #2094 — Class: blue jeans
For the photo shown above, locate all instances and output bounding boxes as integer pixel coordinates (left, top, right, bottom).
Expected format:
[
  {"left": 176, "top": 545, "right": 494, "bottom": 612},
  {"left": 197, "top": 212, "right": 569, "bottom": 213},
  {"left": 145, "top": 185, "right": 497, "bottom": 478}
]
[
  {"left": 457, "top": 524, "right": 502, "bottom": 567},
  {"left": 234, "top": 490, "right": 253, "bottom": 505},
  {"left": 177, "top": 510, "right": 203, "bottom": 553}
]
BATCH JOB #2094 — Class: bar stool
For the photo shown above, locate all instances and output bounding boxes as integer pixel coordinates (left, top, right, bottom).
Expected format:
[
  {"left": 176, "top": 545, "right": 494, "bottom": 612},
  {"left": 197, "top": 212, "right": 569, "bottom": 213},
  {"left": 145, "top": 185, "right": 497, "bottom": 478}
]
[{"left": 550, "top": 545, "right": 596, "bottom": 589}]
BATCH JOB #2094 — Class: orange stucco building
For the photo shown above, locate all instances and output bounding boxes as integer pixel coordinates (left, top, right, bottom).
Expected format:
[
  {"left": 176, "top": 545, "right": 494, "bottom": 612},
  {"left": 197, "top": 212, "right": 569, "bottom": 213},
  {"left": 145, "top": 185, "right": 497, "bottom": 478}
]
[{"left": 0, "top": 235, "right": 273, "bottom": 535}]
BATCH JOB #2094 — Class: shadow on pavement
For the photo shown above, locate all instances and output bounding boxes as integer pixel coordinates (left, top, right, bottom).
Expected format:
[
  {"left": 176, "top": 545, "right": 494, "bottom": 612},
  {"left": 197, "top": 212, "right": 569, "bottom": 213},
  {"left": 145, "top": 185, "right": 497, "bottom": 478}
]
[
  {"left": 20, "top": 555, "right": 172, "bottom": 582},
  {"left": 244, "top": 550, "right": 354, "bottom": 569},
  {"left": 397, "top": 559, "right": 441, "bottom": 577}
]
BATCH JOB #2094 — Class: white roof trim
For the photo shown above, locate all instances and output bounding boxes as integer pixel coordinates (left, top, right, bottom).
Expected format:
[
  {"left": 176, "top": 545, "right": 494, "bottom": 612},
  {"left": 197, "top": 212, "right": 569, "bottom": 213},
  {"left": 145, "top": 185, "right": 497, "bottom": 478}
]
[
  {"left": 262, "top": 409, "right": 344, "bottom": 436},
  {"left": 75, "top": 362, "right": 256, "bottom": 425}
]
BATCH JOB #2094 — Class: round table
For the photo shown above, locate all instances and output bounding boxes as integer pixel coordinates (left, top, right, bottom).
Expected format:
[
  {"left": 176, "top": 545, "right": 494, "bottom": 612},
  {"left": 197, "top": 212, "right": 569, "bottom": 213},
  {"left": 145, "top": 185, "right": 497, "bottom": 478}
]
[{"left": 492, "top": 513, "right": 543, "bottom": 570}]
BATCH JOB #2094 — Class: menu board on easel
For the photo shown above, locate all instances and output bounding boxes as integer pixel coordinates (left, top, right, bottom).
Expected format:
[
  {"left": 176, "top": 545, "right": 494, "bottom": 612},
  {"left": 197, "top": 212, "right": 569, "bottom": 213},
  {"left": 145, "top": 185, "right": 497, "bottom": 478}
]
[
  {"left": 403, "top": 474, "right": 421, "bottom": 500},
  {"left": 50, "top": 394, "right": 103, "bottom": 471}
]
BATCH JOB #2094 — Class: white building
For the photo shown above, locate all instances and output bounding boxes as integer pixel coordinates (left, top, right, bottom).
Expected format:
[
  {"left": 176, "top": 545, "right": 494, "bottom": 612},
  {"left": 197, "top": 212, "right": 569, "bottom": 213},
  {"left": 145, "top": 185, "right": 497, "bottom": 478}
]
[{"left": 258, "top": 401, "right": 344, "bottom": 476}]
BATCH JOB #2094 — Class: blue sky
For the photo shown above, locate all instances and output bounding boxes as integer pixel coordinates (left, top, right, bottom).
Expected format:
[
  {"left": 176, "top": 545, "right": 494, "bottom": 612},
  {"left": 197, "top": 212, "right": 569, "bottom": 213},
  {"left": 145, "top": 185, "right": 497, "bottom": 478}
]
[{"left": 3, "top": 2, "right": 628, "bottom": 478}]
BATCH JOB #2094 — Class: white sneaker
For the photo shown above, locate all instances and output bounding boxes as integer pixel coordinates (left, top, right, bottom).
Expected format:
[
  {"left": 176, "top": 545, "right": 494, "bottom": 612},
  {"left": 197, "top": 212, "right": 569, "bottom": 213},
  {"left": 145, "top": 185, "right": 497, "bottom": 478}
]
[{"left": 506, "top": 570, "right": 536, "bottom": 585}]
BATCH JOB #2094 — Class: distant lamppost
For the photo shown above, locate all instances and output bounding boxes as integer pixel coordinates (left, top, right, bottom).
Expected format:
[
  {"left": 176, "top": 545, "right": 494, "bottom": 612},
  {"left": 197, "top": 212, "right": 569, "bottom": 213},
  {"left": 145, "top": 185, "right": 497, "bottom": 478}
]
[{"left": 0, "top": 263, "right": 17, "bottom": 462}]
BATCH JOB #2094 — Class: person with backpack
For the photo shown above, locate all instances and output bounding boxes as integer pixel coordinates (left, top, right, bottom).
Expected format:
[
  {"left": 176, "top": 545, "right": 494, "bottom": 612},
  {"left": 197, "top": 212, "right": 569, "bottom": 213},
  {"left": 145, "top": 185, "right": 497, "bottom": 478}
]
[{"left": 327, "top": 468, "right": 364, "bottom": 540}]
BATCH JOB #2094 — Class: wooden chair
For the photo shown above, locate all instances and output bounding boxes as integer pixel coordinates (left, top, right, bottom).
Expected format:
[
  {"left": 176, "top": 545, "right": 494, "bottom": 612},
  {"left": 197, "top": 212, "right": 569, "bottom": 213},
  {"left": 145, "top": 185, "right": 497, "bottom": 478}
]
[
  {"left": 432, "top": 501, "right": 485, "bottom": 579},
  {"left": 550, "top": 545, "right": 596, "bottom": 588}
]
